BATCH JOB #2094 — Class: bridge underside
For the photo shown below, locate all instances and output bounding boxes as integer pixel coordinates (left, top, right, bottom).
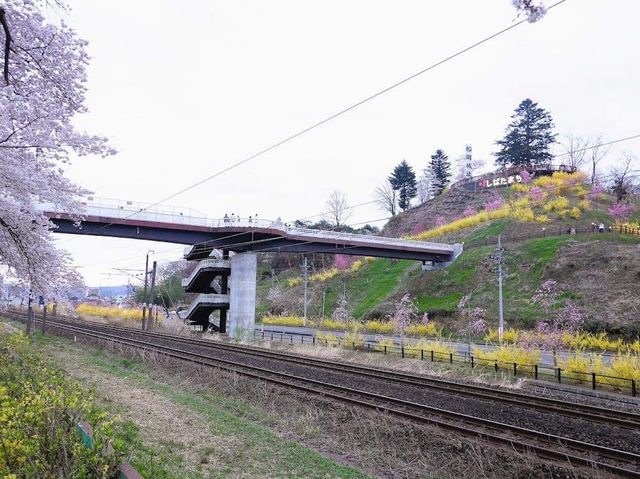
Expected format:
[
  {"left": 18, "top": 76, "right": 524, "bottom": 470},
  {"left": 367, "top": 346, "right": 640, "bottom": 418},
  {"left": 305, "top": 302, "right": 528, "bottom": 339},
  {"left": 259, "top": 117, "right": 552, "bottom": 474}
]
[{"left": 51, "top": 218, "right": 453, "bottom": 262}]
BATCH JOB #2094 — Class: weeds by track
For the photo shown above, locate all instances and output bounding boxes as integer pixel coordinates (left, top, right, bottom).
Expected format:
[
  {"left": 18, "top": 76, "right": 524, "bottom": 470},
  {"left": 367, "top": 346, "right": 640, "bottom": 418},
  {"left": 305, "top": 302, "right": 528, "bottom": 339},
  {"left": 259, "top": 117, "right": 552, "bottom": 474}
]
[{"left": 5, "top": 312, "right": 640, "bottom": 478}]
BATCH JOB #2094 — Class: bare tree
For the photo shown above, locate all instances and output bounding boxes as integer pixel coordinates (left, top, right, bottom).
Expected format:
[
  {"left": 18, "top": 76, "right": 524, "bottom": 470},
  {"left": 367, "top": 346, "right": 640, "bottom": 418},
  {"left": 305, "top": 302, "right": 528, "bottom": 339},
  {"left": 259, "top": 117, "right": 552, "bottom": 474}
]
[
  {"left": 374, "top": 180, "right": 397, "bottom": 216},
  {"left": 610, "top": 152, "right": 638, "bottom": 201},
  {"left": 324, "top": 190, "right": 352, "bottom": 226},
  {"left": 561, "top": 134, "right": 589, "bottom": 170},
  {"left": 587, "top": 134, "right": 611, "bottom": 184}
]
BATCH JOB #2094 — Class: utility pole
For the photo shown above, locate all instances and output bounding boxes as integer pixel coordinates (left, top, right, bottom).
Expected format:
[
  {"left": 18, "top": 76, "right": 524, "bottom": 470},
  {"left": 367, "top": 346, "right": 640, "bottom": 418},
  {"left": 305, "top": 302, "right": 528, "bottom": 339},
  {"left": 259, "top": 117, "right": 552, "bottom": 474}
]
[
  {"left": 497, "top": 235, "right": 504, "bottom": 342},
  {"left": 26, "top": 290, "right": 33, "bottom": 336},
  {"left": 147, "top": 261, "right": 157, "bottom": 331},
  {"left": 141, "top": 250, "right": 154, "bottom": 330},
  {"left": 302, "top": 256, "right": 309, "bottom": 326}
]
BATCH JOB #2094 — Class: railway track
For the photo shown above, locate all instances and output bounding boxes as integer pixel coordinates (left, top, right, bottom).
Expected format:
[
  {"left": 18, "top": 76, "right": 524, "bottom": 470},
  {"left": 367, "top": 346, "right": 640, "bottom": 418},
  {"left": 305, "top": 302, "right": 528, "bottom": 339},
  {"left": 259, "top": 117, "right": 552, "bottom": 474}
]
[
  {"left": 5, "top": 312, "right": 640, "bottom": 477},
  {"left": 14, "top": 311, "right": 639, "bottom": 430}
]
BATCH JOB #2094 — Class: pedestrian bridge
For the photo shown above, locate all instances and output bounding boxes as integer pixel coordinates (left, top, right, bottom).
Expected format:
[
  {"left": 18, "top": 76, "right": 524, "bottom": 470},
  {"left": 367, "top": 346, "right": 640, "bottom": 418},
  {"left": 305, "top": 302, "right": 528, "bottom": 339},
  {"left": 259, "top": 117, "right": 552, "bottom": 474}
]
[
  {"left": 42, "top": 197, "right": 462, "bottom": 264},
  {"left": 42, "top": 197, "right": 463, "bottom": 337}
]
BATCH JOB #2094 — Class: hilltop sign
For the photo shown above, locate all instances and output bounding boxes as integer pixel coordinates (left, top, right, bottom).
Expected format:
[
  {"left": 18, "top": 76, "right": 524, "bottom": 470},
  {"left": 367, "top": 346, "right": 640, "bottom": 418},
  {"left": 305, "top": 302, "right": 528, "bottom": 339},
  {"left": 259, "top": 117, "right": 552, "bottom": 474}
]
[{"left": 478, "top": 174, "right": 523, "bottom": 189}]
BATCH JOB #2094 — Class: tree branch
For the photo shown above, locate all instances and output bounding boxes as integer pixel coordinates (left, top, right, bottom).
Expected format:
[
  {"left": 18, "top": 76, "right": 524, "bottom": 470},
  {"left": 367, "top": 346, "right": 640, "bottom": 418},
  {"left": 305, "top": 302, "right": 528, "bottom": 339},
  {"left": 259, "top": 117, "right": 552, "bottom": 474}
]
[{"left": 0, "top": 7, "right": 11, "bottom": 85}]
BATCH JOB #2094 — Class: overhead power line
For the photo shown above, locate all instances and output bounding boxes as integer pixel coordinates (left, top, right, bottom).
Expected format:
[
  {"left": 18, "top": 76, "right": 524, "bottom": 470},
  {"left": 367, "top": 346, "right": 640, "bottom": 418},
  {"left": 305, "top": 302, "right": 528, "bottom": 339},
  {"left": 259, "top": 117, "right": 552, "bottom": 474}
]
[{"left": 62, "top": 0, "right": 567, "bottom": 244}]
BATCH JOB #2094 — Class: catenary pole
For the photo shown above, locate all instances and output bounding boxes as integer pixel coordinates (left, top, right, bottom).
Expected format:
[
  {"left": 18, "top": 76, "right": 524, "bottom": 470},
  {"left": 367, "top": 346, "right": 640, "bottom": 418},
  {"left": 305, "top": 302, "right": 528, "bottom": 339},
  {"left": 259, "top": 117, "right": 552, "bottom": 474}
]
[
  {"left": 147, "top": 261, "right": 157, "bottom": 331},
  {"left": 303, "top": 256, "right": 308, "bottom": 326},
  {"left": 141, "top": 250, "right": 153, "bottom": 330}
]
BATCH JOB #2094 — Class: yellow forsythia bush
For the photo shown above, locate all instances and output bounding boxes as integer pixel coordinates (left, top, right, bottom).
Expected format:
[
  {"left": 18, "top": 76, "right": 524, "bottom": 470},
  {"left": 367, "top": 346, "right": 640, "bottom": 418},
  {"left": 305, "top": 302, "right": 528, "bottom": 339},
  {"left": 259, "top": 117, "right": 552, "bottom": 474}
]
[
  {"left": 316, "top": 331, "right": 340, "bottom": 346},
  {"left": 0, "top": 333, "right": 121, "bottom": 477},
  {"left": 343, "top": 331, "right": 366, "bottom": 348},
  {"left": 76, "top": 303, "right": 144, "bottom": 321},
  {"left": 363, "top": 321, "right": 394, "bottom": 334},
  {"left": 287, "top": 277, "right": 302, "bottom": 287},
  {"left": 262, "top": 316, "right": 305, "bottom": 327},
  {"left": 375, "top": 338, "right": 395, "bottom": 352},
  {"left": 311, "top": 268, "right": 339, "bottom": 282},
  {"left": 473, "top": 345, "right": 541, "bottom": 374},
  {"left": 407, "top": 323, "right": 442, "bottom": 337}
]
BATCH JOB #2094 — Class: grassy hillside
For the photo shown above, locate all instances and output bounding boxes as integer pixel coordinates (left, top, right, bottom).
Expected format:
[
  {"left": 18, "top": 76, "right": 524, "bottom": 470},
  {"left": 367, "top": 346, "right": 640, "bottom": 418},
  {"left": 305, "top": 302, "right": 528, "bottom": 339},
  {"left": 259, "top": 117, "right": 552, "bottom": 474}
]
[{"left": 258, "top": 173, "right": 640, "bottom": 338}]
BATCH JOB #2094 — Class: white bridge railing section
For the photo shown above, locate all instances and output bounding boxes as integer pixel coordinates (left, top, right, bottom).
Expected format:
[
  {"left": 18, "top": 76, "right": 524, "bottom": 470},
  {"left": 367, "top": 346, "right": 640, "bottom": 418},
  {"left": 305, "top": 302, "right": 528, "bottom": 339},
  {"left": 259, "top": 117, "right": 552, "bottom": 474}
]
[{"left": 43, "top": 196, "right": 460, "bottom": 254}]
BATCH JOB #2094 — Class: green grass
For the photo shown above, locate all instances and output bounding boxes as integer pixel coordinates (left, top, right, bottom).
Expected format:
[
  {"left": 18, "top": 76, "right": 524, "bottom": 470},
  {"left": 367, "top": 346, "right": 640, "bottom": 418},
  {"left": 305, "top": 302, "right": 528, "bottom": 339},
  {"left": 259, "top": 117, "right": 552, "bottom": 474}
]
[
  {"left": 347, "top": 259, "right": 413, "bottom": 318},
  {"left": 464, "top": 218, "right": 512, "bottom": 244}
]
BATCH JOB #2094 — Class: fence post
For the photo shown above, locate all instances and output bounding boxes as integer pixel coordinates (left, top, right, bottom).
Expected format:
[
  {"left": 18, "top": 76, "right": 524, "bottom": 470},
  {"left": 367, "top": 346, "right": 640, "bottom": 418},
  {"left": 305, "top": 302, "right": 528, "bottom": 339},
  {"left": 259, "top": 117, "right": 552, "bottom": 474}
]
[
  {"left": 352, "top": 341, "right": 355, "bottom": 350},
  {"left": 556, "top": 368, "right": 562, "bottom": 384},
  {"left": 271, "top": 331, "right": 274, "bottom": 340},
  {"left": 494, "top": 360, "right": 498, "bottom": 373},
  {"left": 313, "top": 336, "right": 315, "bottom": 345},
  {"left": 421, "top": 349, "right": 424, "bottom": 361},
  {"left": 401, "top": 346, "right": 405, "bottom": 358},
  {"left": 449, "top": 352, "right": 453, "bottom": 364},
  {"left": 592, "top": 372, "right": 596, "bottom": 390},
  {"left": 431, "top": 350, "right": 434, "bottom": 362},
  {"left": 534, "top": 364, "right": 538, "bottom": 380},
  {"left": 290, "top": 335, "right": 293, "bottom": 344},
  {"left": 384, "top": 345, "right": 387, "bottom": 355},
  {"left": 632, "top": 379, "right": 637, "bottom": 398},
  {"left": 471, "top": 356, "right": 474, "bottom": 368},
  {"left": 513, "top": 362, "right": 517, "bottom": 376},
  {"left": 262, "top": 331, "right": 264, "bottom": 339}
]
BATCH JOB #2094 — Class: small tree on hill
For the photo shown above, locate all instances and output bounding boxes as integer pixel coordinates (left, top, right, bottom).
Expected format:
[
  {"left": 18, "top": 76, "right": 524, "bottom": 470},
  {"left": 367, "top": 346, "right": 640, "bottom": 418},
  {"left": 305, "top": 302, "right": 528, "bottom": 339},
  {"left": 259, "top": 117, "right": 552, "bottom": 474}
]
[
  {"left": 494, "top": 99, "right": 557, "bottom": 169},
  {"left": 391, "top": 293, "right": 417, "bottom": 346},
  {"left": 388, "top": 160, "right": 417, "bottom": 211},
  {"left": 428, "top": 149, "right": 451, "bottom": 195},
  {"left": 374, "top": 180, "right": 397, "bottom": 216},
  {"left": 325, "top": 190, "right": 352, "bottom": 226}
]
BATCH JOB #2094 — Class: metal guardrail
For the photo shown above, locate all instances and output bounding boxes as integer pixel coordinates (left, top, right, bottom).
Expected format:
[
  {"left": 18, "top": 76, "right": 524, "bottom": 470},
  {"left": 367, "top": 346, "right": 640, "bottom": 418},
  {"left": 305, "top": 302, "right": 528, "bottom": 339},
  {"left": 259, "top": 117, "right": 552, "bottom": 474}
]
[{"left": 256, "top": 329, "right": 638, "bottom": 397}]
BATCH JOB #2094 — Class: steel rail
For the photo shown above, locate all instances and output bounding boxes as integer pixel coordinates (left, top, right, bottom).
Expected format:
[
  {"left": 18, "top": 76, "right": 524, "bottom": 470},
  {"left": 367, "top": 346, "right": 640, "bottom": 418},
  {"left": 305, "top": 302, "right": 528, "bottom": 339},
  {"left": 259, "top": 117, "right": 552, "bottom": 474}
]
[
  {"left": 18, "top": 311, "right": 638, "bottom": 430},
  {"left": 13, "top": 315, "right": 640, "bottom": 477}
]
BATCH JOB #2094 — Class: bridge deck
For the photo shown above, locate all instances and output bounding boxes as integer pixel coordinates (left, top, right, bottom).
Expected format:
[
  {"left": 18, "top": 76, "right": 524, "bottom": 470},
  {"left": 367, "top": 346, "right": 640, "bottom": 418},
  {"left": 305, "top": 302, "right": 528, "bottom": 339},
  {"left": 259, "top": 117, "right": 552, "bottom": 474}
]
[{"left": 43, "top": 200, "right": 462, "bottom": 262}]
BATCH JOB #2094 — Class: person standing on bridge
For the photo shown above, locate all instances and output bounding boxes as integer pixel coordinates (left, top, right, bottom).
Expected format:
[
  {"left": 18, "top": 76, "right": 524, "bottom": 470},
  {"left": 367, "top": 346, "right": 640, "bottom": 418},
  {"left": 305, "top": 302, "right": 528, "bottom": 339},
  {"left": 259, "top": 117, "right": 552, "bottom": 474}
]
[
  {"left": 599, "top": 222, "right": 605, "bottom": 233},
  {"left": 223, "top": 214, "right": 230, "bottom": 223}
]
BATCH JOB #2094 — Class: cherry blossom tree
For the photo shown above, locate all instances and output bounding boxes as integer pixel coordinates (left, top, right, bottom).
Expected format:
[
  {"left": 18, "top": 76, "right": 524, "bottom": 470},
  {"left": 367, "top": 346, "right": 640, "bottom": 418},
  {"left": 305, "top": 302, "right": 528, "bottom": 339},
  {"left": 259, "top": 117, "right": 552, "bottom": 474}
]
[
  {"left": 0, "top": 1, "right": 113, "bottom": 304},
  {"left": 511, "top": 0, "right": 548, "bottom": 23},
  {"left": 608, "top": 203, "right": 633, "bottom": 224},
  {"left": 520, "top": 169, "right": 534, "bottom": 184},
  {"left": 391, "top": 293, "right": 417, "bottom": 345}
]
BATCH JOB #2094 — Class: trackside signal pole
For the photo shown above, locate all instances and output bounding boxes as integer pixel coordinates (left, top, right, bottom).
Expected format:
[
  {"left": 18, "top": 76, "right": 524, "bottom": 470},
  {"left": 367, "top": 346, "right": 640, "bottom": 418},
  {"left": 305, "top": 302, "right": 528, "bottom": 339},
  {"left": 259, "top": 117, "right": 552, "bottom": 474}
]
[{"left": 497, "top": 235, "right": 504, "bottom": 342}]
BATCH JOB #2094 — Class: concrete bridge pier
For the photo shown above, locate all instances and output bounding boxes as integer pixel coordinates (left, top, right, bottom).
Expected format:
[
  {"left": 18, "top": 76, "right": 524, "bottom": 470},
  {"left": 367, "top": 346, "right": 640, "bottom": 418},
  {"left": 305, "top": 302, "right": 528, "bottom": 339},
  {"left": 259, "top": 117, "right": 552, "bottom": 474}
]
[{"left": 228, "top": 252, "right": 257, "bottom": 339}]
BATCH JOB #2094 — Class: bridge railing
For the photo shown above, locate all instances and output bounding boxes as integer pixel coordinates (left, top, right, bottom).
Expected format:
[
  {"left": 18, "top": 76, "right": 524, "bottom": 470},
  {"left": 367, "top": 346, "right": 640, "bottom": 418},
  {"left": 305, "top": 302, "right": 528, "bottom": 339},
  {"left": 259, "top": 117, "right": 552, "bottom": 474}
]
[{"left": 286, "top": 226, "right": 459, "bottom": 252}]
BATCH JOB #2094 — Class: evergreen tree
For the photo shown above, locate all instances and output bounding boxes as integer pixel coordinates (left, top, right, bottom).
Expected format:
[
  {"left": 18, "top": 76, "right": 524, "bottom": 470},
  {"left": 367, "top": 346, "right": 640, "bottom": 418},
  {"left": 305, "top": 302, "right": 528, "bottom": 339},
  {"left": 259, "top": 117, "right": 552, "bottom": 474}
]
[
  {"left": 494, "top": 98, "right": 557, "bottom": 168},
  {"left": 388, "top": 160, "right": 417, "bottom": 211},
  {"left": 428, "top": 149, "right": 451, "bottom": 195}
]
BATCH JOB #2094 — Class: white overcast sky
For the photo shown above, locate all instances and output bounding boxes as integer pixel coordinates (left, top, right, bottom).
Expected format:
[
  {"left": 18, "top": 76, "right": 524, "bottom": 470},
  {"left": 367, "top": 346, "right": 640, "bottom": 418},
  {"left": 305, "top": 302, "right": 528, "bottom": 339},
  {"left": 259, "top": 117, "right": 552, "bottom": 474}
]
[{"left": 53, "top": 0, "right": 640, "bottom": 286}]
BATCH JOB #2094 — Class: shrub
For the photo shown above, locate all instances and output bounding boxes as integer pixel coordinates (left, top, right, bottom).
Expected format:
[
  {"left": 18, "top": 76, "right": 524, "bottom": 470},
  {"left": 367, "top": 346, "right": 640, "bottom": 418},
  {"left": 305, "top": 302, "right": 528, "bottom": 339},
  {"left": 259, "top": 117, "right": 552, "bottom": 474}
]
[
  {"left": 262, "top": 316, "right": 305, "bottom": 327},
  {"left": 511, "top": 183, "right": 530, "bottom": 193},
  {"left": 543, "top": 196, "right": 569, "bottom": 212},
  {"left": 343, "top": 331, "right": 366, "bottom": 349},
  {"left": 287, "top": 277, "right": 302, "bottom": 287},
  {"left": 317, "top": 319, "right": 349, "bottom": 331},
  {"left": 316, "top": 331, "right": 340, "bottom": 346},
  {"left": 473, "top": 345, "right": 541, "bottom": 374},
  {"left": 362, "top": 321, "right": 394, "bottom": 334},
  {"left": 535, "top": 214, "right": 549, "bottom": 223},
  {"left": 569, "top": 207, "right": 581, "bottom": 219},
  {"left": 375, "top": 338, "right": 395, "bottom": 352},
  {"left": 577, "top": 199, "right": 591, "bottom": 211},
  {"left": 407, "top": 323, "right": 442, "bottom": 337},
  {"left": 311, "top": 268, "right": 339, "bottom": 281},
  {"left": 0, "top": 333, "right": 121, "bottom": 477}
]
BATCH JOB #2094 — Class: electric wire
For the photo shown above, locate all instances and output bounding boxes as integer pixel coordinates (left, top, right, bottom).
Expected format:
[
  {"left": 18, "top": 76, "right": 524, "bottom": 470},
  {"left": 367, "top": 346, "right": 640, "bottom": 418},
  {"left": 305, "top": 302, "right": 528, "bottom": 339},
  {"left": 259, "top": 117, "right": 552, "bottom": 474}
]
[{"left": 57, "top": 0, "right": 569, "bottom": 247}]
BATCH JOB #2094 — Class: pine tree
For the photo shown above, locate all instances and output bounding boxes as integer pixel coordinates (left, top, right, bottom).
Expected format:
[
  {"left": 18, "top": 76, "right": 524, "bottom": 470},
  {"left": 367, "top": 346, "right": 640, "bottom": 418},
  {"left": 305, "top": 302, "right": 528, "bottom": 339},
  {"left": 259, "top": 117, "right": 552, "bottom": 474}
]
[
  {"left": 388, "top": 160, "right": 417, "bottom": 211},
  {"left": 494, "top": 99, "right": 557, "bottom": 168},
  {"left": 428, "top": 149, "right": 451, "bottom": 196}
]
